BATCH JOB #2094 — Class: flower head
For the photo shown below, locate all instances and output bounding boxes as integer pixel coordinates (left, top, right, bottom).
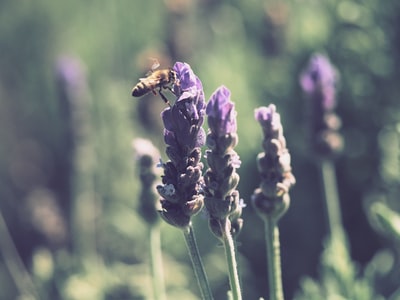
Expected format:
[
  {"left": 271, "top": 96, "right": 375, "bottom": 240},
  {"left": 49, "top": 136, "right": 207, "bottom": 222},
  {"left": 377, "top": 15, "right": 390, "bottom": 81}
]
[
  {"left": 204, "top": 86, "right": 243, "bottom": 239},
  {"left": 56, "top": 56, "right": 87, "bottom": 90},
  {"left": 157, "top": 62, "right": 206, "bottom": 228},
  {"left": 173, "top": 62, "right": 204, "bottom": 104},
  {"left": 300, "top": 53, "right": 343, "bottom": 158},
  {"left": 300, "top": 53, "right": 338, "bottom": 111},
  {"left": 132, "top": 138, "right": 162, "bottom": 225},
  {"left": 252, "top": 105, "right": 295, "bottom": 222},
  {"left": 206, "top": 86, "right": 237, "bottom": 137},
  {"left": 254, "top": 104, "right": 283, "bottom": 140},
  {"left": 56, "top": 55, "right": 90, "bottom": 113}
]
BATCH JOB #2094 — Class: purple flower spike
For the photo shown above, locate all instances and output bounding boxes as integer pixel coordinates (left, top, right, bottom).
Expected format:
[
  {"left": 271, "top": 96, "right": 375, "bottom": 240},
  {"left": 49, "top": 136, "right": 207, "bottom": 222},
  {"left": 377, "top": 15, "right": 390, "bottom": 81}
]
[
  {"left": 204, "top": 86, "right": 243, "bottom": 239},
  {"left": 300, "top": 53, "right": 343, "bottom": 157},
  {"left": 157, "top": 62, "right": 206, "bottom": 229},
  {"left": 300, "top": 54, "right": 338, "bottom": 111},
  {"left": 254, "top": 104, "right": 283, "bottom": 140},
  {"left": 132, "top": 138, "right": 161, "bottom": 226},
  {"left": 252, "top": 105, "right": 295, "bottom": 222},
  {"left": 206, "top": 86, "right": 237, "bottom": 137}
]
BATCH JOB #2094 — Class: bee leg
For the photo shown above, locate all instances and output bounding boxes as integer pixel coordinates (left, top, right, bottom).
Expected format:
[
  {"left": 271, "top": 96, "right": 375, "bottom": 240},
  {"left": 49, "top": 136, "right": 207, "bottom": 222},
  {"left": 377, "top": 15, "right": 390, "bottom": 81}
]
[
  {"left": 159, "top": 87, "right": 171, "bottom": 107},
  {"left": 165, "top": 86, "right": 176, "bottom": 96}
]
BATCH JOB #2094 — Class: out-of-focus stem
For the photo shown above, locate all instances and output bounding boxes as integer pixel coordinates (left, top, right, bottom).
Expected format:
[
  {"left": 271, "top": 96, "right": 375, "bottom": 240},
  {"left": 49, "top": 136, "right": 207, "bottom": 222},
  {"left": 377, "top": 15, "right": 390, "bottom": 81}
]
[
  {"left": 320, "top": 159, "right": 345, "bottom": 239},
  {"left": 0, "top": 211, "right": 40, "bottom": 299},
  {"left": 264, "top": 219, "right": 284, "bottom": 300},
  {"left": 149, "top": 225, "right": 166, "bottom": 300},
  {"left": 182, "top": 224, "right": 213, "bottom": 300}
]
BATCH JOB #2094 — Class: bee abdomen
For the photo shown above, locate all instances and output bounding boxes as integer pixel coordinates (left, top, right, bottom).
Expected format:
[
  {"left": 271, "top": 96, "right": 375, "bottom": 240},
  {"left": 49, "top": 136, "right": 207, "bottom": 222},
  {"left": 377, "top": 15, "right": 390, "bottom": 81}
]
[{"left": 132, "top": 82, "right": 150, "bottom": 97}]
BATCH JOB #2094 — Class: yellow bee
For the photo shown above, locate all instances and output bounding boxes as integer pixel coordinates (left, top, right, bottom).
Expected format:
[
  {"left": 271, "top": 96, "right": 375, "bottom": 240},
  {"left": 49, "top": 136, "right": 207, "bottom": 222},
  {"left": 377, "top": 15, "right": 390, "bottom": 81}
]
[{"left": 131, "top": 60, "right": 177, "bottom": 105}]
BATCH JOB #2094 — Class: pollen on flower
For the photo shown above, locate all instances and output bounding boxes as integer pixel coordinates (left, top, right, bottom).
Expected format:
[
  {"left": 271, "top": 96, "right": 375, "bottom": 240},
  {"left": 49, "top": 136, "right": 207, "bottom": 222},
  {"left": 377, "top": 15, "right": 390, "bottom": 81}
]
[
  {"left": 239, "top": 198, "right": 247, "bottom": 208},
  {"left": 163, "top": 184, "right": 176, "bottom": 196},
  {"left": 229, "top": 153, "right": 242, "bottom": 169},
  {"left": 156, "top": 158, "right": 165, "bottom": 169},
  {"left": 185, "top": 101, "right": 196, "bottom": 115}
]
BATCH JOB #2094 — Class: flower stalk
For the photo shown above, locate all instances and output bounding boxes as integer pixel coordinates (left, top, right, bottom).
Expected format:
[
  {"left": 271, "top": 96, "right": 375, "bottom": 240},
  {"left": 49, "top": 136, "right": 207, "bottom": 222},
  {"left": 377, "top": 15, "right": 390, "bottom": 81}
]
[
  {"left": 204, "top": 86, "right": 243, "bottom": 300},
  {"left": 265, "top": 219, "right": 284, "bottom": 300},
  {"left": 222, "top": 219, "right": 242, "bottom": 300},
  {"left": 132, "top": 138, "right": 166, "bottom": 300},
  {"left": 320, "top": 159, "right": 345, "bottom": 239},
  {"left": 252, "top": 104, "right": 295, "bottom": 300},
  {"left": 300, "top": 53, "right": 345, "bottom": 239},
  {"left": 149, "top": 225, "right": 166, "bottom": 300},
  {"left": 0, "top": 211, "right": 40, "bottom": 299},
  {"left": 183, "top": 224, "right": 214, "bottom": 300},
  {"left": 156, "top": 62, "right": 213, "bottom": 299}
]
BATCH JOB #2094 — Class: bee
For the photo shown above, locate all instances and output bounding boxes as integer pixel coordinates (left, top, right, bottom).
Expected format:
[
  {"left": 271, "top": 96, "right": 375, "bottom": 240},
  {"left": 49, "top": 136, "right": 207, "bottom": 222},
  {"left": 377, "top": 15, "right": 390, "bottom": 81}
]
[{"left": 131, "top": 60, "right": 177, "bottom": 106}]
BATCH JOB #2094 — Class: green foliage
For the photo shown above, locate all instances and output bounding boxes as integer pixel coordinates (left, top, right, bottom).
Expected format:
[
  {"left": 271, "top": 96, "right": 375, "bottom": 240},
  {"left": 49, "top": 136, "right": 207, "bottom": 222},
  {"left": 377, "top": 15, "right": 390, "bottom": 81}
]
[
  {"left": 295, "top": 234, "right": 384, "bottom": 300},
  {"left": 369, "top": 202, "right": 400, "bottom": 242}
]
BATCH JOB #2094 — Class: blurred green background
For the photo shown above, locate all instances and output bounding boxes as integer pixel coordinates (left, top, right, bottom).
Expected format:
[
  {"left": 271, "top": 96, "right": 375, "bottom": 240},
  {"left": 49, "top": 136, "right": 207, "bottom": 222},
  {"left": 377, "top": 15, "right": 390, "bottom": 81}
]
[{"left": 1, "top": 0, "right": 400, "bottom": 299}]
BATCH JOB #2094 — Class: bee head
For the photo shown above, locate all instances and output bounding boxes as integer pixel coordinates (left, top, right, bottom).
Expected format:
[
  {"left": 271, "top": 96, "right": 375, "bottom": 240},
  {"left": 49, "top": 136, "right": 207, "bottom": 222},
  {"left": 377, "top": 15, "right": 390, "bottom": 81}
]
[{"left": 169, "top": 69, "right": 177, "bottom": 84}]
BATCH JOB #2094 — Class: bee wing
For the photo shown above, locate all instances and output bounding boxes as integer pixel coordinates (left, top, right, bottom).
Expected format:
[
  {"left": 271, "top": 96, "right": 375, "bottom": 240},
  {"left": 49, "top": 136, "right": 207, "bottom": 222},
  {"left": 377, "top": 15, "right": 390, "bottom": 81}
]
[{"left": 150, "top": 58, "right": 160, "bottom": 70}]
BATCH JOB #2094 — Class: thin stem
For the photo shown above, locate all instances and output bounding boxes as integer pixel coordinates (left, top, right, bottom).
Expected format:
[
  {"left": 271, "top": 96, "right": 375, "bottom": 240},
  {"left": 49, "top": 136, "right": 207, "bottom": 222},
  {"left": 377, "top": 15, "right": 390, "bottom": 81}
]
[
  {"left": 264, "top": 219, "right": 284, "bottom": 300},
  {"left": 320, "top": 159, "right": 345, "bottom": 238},
  {"left": 222, "top": 220, "right": 242, "bottom": 300},
  {"left": 182, "top": 224, "right": 214, "bottom": 300},
  {"left": 149, "top": 225, "right": 166, "bottom": 300},
  {"left": 0, "top": 210, "right": 40, "bottom": 299}
]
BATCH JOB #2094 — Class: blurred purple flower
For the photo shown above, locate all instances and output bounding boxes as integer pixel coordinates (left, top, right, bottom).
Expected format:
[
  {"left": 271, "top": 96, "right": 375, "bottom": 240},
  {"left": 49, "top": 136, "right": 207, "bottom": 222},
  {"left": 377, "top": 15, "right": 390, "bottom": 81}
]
[
  {"left": 300, "top": 54, "right": 338, "bottom": 111},
  {"left": 252, "top": 104, "right": 295, "bottom": 221},
  {"left": 132, "top": 138, "right": 162, "bottom": 225},
  {"left": 254, "top": 104, "right": 283, "bottom": 140},
  {"left": 56, "top": 56, "right": 86, "bottom": 86},
  {"left": 300, "top": 53, "right": 344, "bottom": 157},
  {"left": 56, "top": 56, "right": 88, "bottom": 102},
  {"left": 206, "top": 86, "right": 237, "bottom": 137}
]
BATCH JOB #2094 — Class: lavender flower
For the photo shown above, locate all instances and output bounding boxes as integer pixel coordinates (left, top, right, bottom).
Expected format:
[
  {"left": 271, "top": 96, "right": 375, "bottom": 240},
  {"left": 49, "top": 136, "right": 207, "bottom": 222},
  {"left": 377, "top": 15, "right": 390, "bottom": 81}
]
[
  {"left": 173, "top": 62, "right": 205, "bottom": 103},
  {"left": 252, "top": 104, "right": 295, "bottom": 221},
  {"left": 132, "top": 138, "right": 161, "bottom": 226},
  {"left": 157, "top": 62, "right": 206, "bottom": 228},
  {"left": 300, "top": 54, "right": 337, "bottom": 111},
  {"left": 300, "top": 53, "right": 343, "bottom": 158},
  {"left": 206, "top": 86, "right": 237, "bottom": 137},
  {"left": 204, "top": 86, "right": 243, "bottom": 239}
]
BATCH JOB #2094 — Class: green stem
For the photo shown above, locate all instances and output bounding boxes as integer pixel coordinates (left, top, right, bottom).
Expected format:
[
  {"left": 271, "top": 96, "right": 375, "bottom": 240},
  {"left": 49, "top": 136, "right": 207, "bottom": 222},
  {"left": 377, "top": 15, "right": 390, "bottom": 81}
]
[
  {"left": 0, "top": 210, "right": 40, "bottom": 299},
  {"left": 222, "top": 220, "right": 242, "bottom": 300},
  {"left": 320, "top": 159, "right": 345, "bottom": 238},
  {"left": 149, "top": 225, "right": 166, "bottom": 300},
  {"left": 264, "top": 219, "right": 284, "bottom": 300},
  {"left": 182, "top": 224, "right": 214, "bottom": 300}
]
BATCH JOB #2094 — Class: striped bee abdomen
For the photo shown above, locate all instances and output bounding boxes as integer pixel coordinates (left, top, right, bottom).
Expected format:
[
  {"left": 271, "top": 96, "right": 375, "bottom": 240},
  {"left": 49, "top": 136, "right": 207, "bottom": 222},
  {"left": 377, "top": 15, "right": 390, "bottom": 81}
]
[{"left": 131, "top": 81, "right": 150, "bottom": 97}]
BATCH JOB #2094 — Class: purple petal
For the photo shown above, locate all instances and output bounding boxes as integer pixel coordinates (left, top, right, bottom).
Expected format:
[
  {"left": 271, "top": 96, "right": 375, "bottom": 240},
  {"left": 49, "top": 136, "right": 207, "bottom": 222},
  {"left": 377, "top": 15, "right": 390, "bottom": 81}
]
[
  {"left": 206, "top": 86, "right": 237, "bottom": 136},
  {"left": 254, "top": 104, "right": 281, "bottom": 134},
  {"left": 164, "top": 129, "right": 177, "bottom": 147},
  {"left": 173, "top": 62, "right": 197, "bottom": 92},
  {"left": 161, "top": 107, "right": 174, "bottom": 131},
  {"left": 300, "top": 54, "right": 338, "bottom": 110}
]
